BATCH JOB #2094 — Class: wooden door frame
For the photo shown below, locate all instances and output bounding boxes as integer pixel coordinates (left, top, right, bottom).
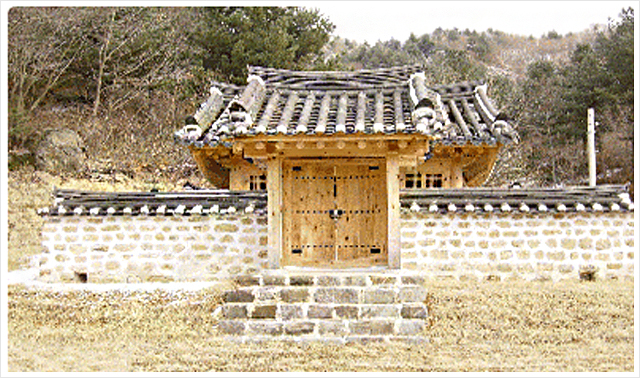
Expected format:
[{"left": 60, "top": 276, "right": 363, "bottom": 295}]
[{"left": 266, "top": 154, "right": 401, "bottom": 270}]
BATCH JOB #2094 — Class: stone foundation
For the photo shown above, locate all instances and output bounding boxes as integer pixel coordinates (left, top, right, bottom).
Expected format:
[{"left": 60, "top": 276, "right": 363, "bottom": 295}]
[{"left": 215, "top": 273, "right": 430, "bottom": 344}]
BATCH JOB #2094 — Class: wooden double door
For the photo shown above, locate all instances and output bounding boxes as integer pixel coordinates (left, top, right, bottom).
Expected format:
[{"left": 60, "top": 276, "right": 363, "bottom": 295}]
[{"left": 283, "top": 158, "right": 388, "bottom": 268}]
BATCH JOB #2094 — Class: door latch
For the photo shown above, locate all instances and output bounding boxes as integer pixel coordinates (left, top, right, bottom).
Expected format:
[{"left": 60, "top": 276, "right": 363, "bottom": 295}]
[{"left": 329, "top": 209, "right": 344, "bottom": 220}]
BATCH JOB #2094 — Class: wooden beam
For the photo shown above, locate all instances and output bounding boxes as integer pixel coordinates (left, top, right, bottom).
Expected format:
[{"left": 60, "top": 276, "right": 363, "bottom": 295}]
[
  {"left": 232, "top": 142, "right": 244, "bottom": 155},
  {"left": 267, "top": 155, "right": 283, "bottom": 269},
  {"left": 387, "top": 153, "right": 401, "bottom": 269},
  {"left": 451, "top": 157, "right": 464, "bottom": 188}
]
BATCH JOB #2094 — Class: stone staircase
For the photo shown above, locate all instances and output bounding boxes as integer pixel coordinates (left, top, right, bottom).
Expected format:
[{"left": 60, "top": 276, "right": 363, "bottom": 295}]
[{"left": 213, "top": 272, "right": 430, "bottom": 343}]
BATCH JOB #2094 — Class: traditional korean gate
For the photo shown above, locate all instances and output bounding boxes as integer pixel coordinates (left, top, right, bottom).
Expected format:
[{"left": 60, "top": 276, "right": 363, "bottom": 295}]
[{"left": 283, "top": 158, "right": 388, "bottom": 268}]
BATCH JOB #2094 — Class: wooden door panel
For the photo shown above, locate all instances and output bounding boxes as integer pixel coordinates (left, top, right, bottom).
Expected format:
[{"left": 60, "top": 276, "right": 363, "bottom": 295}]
[
  {"left": 283, "top": 161, "right": 335, "bottom": 266},
  {"left": 335, "top": 160, "right": 387, "bottom": 267},
  {"left": 283, "top": 158, "right": 387, "bottom": 268}
]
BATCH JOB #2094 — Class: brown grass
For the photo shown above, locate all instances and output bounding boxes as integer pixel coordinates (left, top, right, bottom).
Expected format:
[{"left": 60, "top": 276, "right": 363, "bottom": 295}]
[{"left": 7, "top": 279, "right": 634, "bottom": 372}]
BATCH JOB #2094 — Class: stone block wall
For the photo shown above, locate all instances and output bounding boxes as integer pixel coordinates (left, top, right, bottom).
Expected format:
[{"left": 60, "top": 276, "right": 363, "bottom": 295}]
[
  {"left": 400, "top": 211, "right": 635, "bottom": 281},
  {"left": 37, "top": 214, "right": 268, "bottom": 283},
  {"left": 36, "top": 210, "right": 634, "bottom": 283}
]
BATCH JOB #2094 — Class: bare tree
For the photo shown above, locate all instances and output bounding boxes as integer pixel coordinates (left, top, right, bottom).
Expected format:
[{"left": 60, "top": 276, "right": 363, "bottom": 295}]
[{"left": 7, "top": 7, "right": 87, "bottom": 115}]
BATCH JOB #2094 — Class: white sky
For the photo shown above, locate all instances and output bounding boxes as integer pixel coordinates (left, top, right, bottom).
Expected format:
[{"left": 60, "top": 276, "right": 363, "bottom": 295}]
[
  {"left": 1, "top": 1, "right": 635, "bottom": 42},
  {"left": 309, "top": 1, "right": 636, "bottom": 43}
]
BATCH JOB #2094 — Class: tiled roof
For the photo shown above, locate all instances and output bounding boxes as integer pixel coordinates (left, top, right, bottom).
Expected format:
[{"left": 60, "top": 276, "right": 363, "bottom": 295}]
[
  {"left": 39, "top": 186, "right": 633, "bottom": 217},
  {"left": 175, "top": 65, "right": 519, "bottom": 148},
  {"left": 401, "top": 185, "right": 634, "bottom": 213}
]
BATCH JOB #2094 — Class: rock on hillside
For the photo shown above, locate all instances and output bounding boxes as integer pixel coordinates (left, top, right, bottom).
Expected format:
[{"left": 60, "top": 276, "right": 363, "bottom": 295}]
[{"left": 35, "top": 128, "right": 87, "bottom": 175}]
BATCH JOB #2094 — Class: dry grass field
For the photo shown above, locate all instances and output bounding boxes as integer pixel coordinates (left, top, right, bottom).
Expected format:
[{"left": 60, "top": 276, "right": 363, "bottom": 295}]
[{"left": 6, "top": 279, "right": 634, "bottom": 372}]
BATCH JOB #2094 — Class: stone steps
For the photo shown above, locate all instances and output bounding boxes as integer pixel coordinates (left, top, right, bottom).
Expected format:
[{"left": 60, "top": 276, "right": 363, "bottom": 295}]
[{"left": 214, "top": 273, "right": 430, "bottom": 343}]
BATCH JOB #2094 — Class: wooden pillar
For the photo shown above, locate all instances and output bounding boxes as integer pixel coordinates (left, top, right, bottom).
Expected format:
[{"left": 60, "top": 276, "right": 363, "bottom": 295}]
[
  {"left": 267, "top": 155, "right": 283, "bottom": 269},
  {"left": 451, "top": 158, "right": 464, "bottom": 188},
  {"left": 386, "top": 153, "right": 401, "bottom": 269}
]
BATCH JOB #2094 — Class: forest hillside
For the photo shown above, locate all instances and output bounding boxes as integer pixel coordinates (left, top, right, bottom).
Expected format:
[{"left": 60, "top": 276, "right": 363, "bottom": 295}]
[{"left": 6, "top": 6, "right": 634, "bottom": 190}]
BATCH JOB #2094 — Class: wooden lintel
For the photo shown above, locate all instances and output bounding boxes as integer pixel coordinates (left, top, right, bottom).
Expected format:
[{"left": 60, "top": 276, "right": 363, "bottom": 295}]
[
  {"left": 243, "top": 134, "right": 419, "bottom": 144},
  {"left": 232, "top": 142, "right": 244, "bottom": 155}
]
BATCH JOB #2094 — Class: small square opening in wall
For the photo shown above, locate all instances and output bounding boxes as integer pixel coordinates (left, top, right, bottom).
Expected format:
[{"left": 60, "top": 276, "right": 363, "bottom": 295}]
[
  {"left": 74, "top": 272, "right": 88, "bottom": 283},
  {"left": 579, "top": 265, "right": 597, "bottom": 281}
]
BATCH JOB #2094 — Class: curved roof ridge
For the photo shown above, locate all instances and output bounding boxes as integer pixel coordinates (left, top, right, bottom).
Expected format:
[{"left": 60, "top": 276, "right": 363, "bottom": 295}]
[{"left": 248, "top": 64, "right": 423, "bottom": 88}]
